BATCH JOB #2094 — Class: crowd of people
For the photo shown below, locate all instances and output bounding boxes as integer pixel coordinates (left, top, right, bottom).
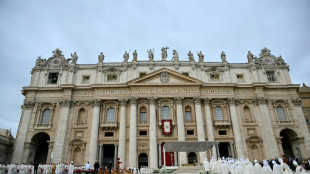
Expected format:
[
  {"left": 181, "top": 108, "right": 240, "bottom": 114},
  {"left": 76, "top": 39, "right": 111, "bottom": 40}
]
[
  {"left": 0, "top": 156, "right": 309, "bottom": 174},
  {"left": 202, "top": 156, "right": 310, "bottom": 174}
]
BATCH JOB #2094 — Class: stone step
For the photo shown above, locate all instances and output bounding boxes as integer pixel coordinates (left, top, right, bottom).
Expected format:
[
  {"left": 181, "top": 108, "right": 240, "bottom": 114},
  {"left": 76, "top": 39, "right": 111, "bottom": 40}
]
[{"left": 172, "top": 166, "right": 204, "bottom": 174}]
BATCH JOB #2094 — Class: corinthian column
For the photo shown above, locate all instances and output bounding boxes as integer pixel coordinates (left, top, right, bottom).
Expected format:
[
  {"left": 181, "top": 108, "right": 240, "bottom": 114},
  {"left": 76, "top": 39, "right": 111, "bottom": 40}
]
[
  {"left": 203, "top": 98, "right": 216, "bottom": 158},
  {"left": 53, "top": 99, "right": 74, "bottom": 163},
  {"left": 193, "top": 97, "right": 206, "bottom": 161},
  {"left": 253, "top": 97, "right": 278, "bottom": 159},
  {"left": 12, "top": 101, "right": 36, "bottom": 164},
  {"left": 148, "top": 97, "right": 158, "bottom": 168},
  {"left": 227, "top": 97, "right": 245, "bottom": 158},
  {"left": 174, "top": 97, "right": 187, "bottom": 165},
  {"left": 88, "top": 99, "right": 102, "bottom": 165},
  {"left": 129, "top": 97, "right": 138, "bottom": 167},
  {"left": 118, "top": 98, "right": 127, "bottom": 168},
  {"left": 291, "top": 98, "right": 310, "bottom": 157}
]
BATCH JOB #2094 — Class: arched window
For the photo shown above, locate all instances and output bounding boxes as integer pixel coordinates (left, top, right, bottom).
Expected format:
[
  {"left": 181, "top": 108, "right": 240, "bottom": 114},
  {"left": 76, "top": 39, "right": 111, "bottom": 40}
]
[
  {"left": 162, "top": 106, "right": 170, "bottom": 119},
  {"left": 215, "top": 106, "right": 224, "bottom": 120},
  {"left": 41, "top": 109, "right": 50, "bottom": 124},
  {"left": 77, "top": 108, "right": 86, "bottom": 123},
  {"left": 244, "top": 106, "right": 252, "bottom": 121},
  {"left": 185, "top": 106, "right": 192, "bottom": 121},
  {"left": 106, "top": 107, "right": 115, "bottom": 122},
  {"left": 276, "top": 106, "right": 287, "bottom": 121},
  {"left": 140, "top": 107, "right": 147, "bottom": 122}
]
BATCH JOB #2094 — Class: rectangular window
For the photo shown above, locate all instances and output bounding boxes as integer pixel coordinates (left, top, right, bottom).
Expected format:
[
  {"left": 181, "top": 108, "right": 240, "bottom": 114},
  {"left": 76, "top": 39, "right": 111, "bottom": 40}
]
[
  {"left": 306, "top": 119, "right": 310, "bottom": 126},
  {"left": 185, "top": 111, "right": 191, "bottom": 121},
  {"left": 140, "top": 112, "right": 147, "bottom": 122},
  {"left": 266, "top": 71, "right": 276, "bottom": 82},
  {"left": 236, "top": 74, "right": 244, "bottom": 82},
  {"left": 139, "top": 72, "right": 146, "bottom": 77},
  {"left": 47, "top": 73, "right": 59, "bottom": 84},
  {"left": 82, "top": 75, "right": 90, "bottom": 84},
  {"left": 107, "top": 74, "right": 118, "bottom": 81},
  {"left": 139, "top": 131, "right": 147, "bottom": 136},
  {"left": 105, "top": 132, "right": 114, "bottom": 137},
  {"left": 182, "top": 72, "right": 189, "bottom": 76},
  {"left": 210, "top": 74, "right": 220, "bottom": 81},
  {"left": 187, "top": 130, "right": 194, "bottom": 135},
  {"left": 218, "top": 130, "right": 227, "bottom": 135}
]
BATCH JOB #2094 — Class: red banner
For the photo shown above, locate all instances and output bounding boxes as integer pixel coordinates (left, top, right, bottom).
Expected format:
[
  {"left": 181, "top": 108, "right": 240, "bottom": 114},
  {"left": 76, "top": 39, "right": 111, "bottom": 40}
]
[{"left": 162, "top": 119, "right": 172, "bottom": 135}]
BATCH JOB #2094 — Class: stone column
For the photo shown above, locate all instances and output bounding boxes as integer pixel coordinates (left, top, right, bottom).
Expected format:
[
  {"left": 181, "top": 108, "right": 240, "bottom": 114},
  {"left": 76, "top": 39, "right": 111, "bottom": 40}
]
[
  {"left": 158, "top": 143, "right": 162, "bottom": 167},
  {"left": 118, "top": 99, "right": 127, "bottom": 168},
  {"left": 174, "top": 97, "right": 187, "bottom": 165},
  {"left": 88, "top": 99, "right": 102, "bottom": 166},
  {"left": 253, "top": 97, "right": 279, "bottom": 159},
  {"left": 227, "top": 97, "right": 245, "bottom": 158},
  {"left": 148, "top": 97, "right": 158, "bottom": 168},
  {"left": 99, "top": 145, "right": 103, "bottom": 166},
  {"left": 129, "top": 97, "right": 138, "bottom": 167},
  {"left": 292, "top": 98, "right": 310, "bottom": 157},
  {"left": 114, "top": 144, "right": 118, "bottom": 168},
  {"left": 193, "top": 97, "right": 206, "bottom": 162},
  {"left": 12, "top": 101, "right": 35, "bottom": 164},
  {"left": 53, "top": 99, "right": 74, "bottom": 163},
  {"left": 203, "top": 98, "right": 216, "bottom": 158},
  {"left": 230, "top": 142, "right": 235, "bottom": 159}
]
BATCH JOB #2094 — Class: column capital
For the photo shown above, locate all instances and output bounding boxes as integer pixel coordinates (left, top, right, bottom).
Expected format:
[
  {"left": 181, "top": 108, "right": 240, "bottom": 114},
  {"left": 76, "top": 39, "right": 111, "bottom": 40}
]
[
  {"left": 90, "top": 99, "right": 102, "bottom": 107},
  {"left": 193, "top": 96, "right": 202, "bottom": 104},
  {"left": 59, "top": 99, "right": 75, "bottom": 107},
  {"left": 23, "top": 101, "right": 36, "bottom": 109},
  {"left": 129, "top": 97, "right": 138, "bottom": 104},
  {"left": 227, "top": 97, "right": 240, "bottom": 105},
  {"left": 118, "top": 98, "right": 128, "bottom": 106},
  {"left": 148, "top": 97, "right": 157, "bottom": 104},
  {"left": 203, "top": 98, "right": 212, "bottom": 105},
  {"left": 174, "top": 96, "right": 184, "bottom": 104},
  {"left": 291, "top": 98, "right": 302, "bottom": 106},
  {"left": 252, "top": 97, "right": 268, "bottom": 105}
]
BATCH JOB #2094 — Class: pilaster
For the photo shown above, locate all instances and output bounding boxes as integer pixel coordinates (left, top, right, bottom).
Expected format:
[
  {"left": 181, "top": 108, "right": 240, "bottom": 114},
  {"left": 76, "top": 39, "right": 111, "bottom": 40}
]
[
  {"left": 118, "top": 98, "right": 127, "bottom": 168},
  {"left": 203, "top": 98, "right": 216, "bottom": 158},
  {"left": 148, "top": 97, "right": 158, "bottom": 168},
  {"left": 193, "top": 97, "right": 206, "bottom": 161},
  {"left": 129, "top": 97, "right": 138, "bottom": 167},
  {"left": 174, "top": 97, "right": 187, "bottom": 165}
]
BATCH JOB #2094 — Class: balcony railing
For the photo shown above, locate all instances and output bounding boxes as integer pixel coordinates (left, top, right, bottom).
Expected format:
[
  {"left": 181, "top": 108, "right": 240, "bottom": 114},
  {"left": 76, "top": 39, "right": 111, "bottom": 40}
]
[
  {"left": 277, "top": 120, "right": 294, "bottom": 125},
  {"left": 138, "top": 121, "right": 148, "bottom": 125},
  {"left": 35, "top": 123, "right": 51, "bottom": 129},
  {"left": 213, "top": 120, "right": 231, "bottom": 127},
  {"left": 100, "top": 121, "right": 118, "bottom": 129}
]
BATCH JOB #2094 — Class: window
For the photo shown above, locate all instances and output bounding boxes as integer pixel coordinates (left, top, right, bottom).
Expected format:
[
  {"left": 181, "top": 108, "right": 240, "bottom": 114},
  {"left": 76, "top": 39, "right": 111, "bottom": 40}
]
[
  {"left": 276, "top": 106, "right": 287, "bottom": 121},
  {"left": 243, "top": 106, "right": 252, "bottom": 122},
  {"left": 107, "top": 74, "right": 118, "bottom": 81},
  {"left": 162, "top": 106, "right": 170, "bottom": 119},
  {"left": 237, "top": 74, "right": 244, "bottom": 82},
  {"left": 210, "top": 74, "right": 220, "bottom": 81},
  {"left": 187, "top": 130, "right": 194, "bottom": 135},
  {"left": 105, "top": 132, "right": 114, "bottom": 137},
  {"left": 140, "top": 107, "right": 147, "bottom": 122},
  {"left": 139, "top": 72, "right": 146, "bottom": 77},
  {"left": 106, "top": 108, "right": 115, "bottom": 122},
  {"left": 77, "top": 108, "right": 86, "bottom": 123},
  {"left": 47, "top": 73, "right": 59, "bottom": 84},
  {"left": 82, "top": 75, "right": 90, "bottom": 84},
  {"left": 139, "top": 131, "right": 147, "bottom": 136},
  {"left": 182, "top": 72, "right": 189, "bottom": 76},
  {"left": 41, "top": 109, "right": 50, "bottom": 124},
  {"left": 215, "top": 106, "right": 224, "bottom": 120},
  {"left": 306, "top": 119, "right": 310, "bottom": 126},
  {"left": 218, "top": 130, "right": 227, "bottom": 135},
  {"left": 266, "top": 71, "right": 276, "bottom": 82},
  {"left": 185, "top": 106, "right": 192, "bottom": 121}
]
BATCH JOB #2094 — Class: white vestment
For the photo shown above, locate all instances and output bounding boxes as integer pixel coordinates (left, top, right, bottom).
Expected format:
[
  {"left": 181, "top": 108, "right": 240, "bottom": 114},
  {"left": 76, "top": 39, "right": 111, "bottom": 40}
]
[
  {"left": 253, "top": 163, "right": 263, "bottom": 174},
  {"left": 203, "top": 159, "right": 210, "bottom": 172}
]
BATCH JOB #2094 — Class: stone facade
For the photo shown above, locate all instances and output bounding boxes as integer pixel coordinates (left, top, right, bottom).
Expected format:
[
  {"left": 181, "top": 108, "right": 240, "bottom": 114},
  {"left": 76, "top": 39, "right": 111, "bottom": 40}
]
[
  {"left": 0, "top": 129, "right": 14, "bottom": 164},
  {"left": 298, "top": 84, "right": 310, "bottom": 132},
  {"left": 11, "top": 48, "right": 310, "bottom": 168}
]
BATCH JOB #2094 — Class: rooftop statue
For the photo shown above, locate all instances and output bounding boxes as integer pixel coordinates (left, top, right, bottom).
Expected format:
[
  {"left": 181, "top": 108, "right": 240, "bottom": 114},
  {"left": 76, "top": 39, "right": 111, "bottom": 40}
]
[
  {"left": 197, "top": 51, "right": 204, "bottom": 63},
  {"left": 123, "top": 51, "right": 129, "bottom": 63},
  {"left": 247, "top": 51, "right": 254, "bottom": 63},
  {"left": 221, "top": 51, "right": 227, "bottom": 63},
  {"left": 70, "top": 52, "right": 78, "bottom": 64},
  {"left": 133, "top": 50, "right": 138, "bottom": 61},
  {"left": 98, "top": 52, "right": 104, "bottom": 64},
  {"left": 161, "top": 47, "right": 169, "bottom": 61},
  {"left": 188, "top": 51, "right": 194, "bottom": 62},
  {"left": 172, "top": 50, "right": 179, "bottom": 61},
  {"left": 147, "top": 49, "right": 154, "bottom": 61}
]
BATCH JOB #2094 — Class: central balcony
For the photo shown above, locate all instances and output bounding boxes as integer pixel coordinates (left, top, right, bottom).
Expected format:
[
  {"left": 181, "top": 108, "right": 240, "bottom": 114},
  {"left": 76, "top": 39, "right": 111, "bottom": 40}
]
[
  {"left": 100, "top": 121, "right": 118, "bottom": 130},
  {"left": 213, "top": 120, "right": 231, "bottom": 128}
]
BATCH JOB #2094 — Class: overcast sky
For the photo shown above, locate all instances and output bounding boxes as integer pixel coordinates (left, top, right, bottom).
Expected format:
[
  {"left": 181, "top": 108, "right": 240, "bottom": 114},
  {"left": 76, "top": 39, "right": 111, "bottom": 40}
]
[{"left": 0, "top": 0, "right": 309, "bottom": 137}]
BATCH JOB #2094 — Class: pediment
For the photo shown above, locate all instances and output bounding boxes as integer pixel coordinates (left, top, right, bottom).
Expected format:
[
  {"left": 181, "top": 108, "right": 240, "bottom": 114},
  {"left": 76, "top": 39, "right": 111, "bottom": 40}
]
[{"left": 128, "top": 68, "right": 202, "bottom": 86}]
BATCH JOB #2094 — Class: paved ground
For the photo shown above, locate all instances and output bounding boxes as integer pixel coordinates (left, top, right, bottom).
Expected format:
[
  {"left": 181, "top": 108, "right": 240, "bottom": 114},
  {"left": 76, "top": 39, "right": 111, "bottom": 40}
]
[{"left": 171, "top": 166, "right": 204, "bottom": 174}]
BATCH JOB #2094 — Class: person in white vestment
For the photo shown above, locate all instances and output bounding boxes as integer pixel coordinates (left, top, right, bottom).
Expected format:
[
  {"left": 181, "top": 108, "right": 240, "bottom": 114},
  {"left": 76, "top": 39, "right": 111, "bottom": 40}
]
[
  {"left": 253, "top": 160, "right": 263, "bottom": 174},
  {"left": 55, "top": 164, "right": 60, "bottom": 174},
  {"left": 229, "top": 160, "right": 236, "bottom": 174},
  {"left": 263, "top": 160, "right": 273, "bottom": 174},
  {"left": 20, "top": 164, "right": 27, "bottom": 174},
  {"left": 203, "top": 158, "right": 210, "bottom": 173},
  {"left": 244, "top": 158, "right": 253, "bottom": 174},
  {"left": 272, "top": 160, "right": 282, "bottom": 174},
  {"left": 210, "top": 157, "right": 218, "bottom": 173},
  {"left": 278, "top": 158, "right": 293, "bottom": 174},
  {"left": 293, "top": 161, "right": 308, "bottom": 174},
  {"left": 68, "top": 162, "right": 74, "bottom": 174},
  {"left": 0, "top": 163, "right": 3, "bottom": 174}
]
